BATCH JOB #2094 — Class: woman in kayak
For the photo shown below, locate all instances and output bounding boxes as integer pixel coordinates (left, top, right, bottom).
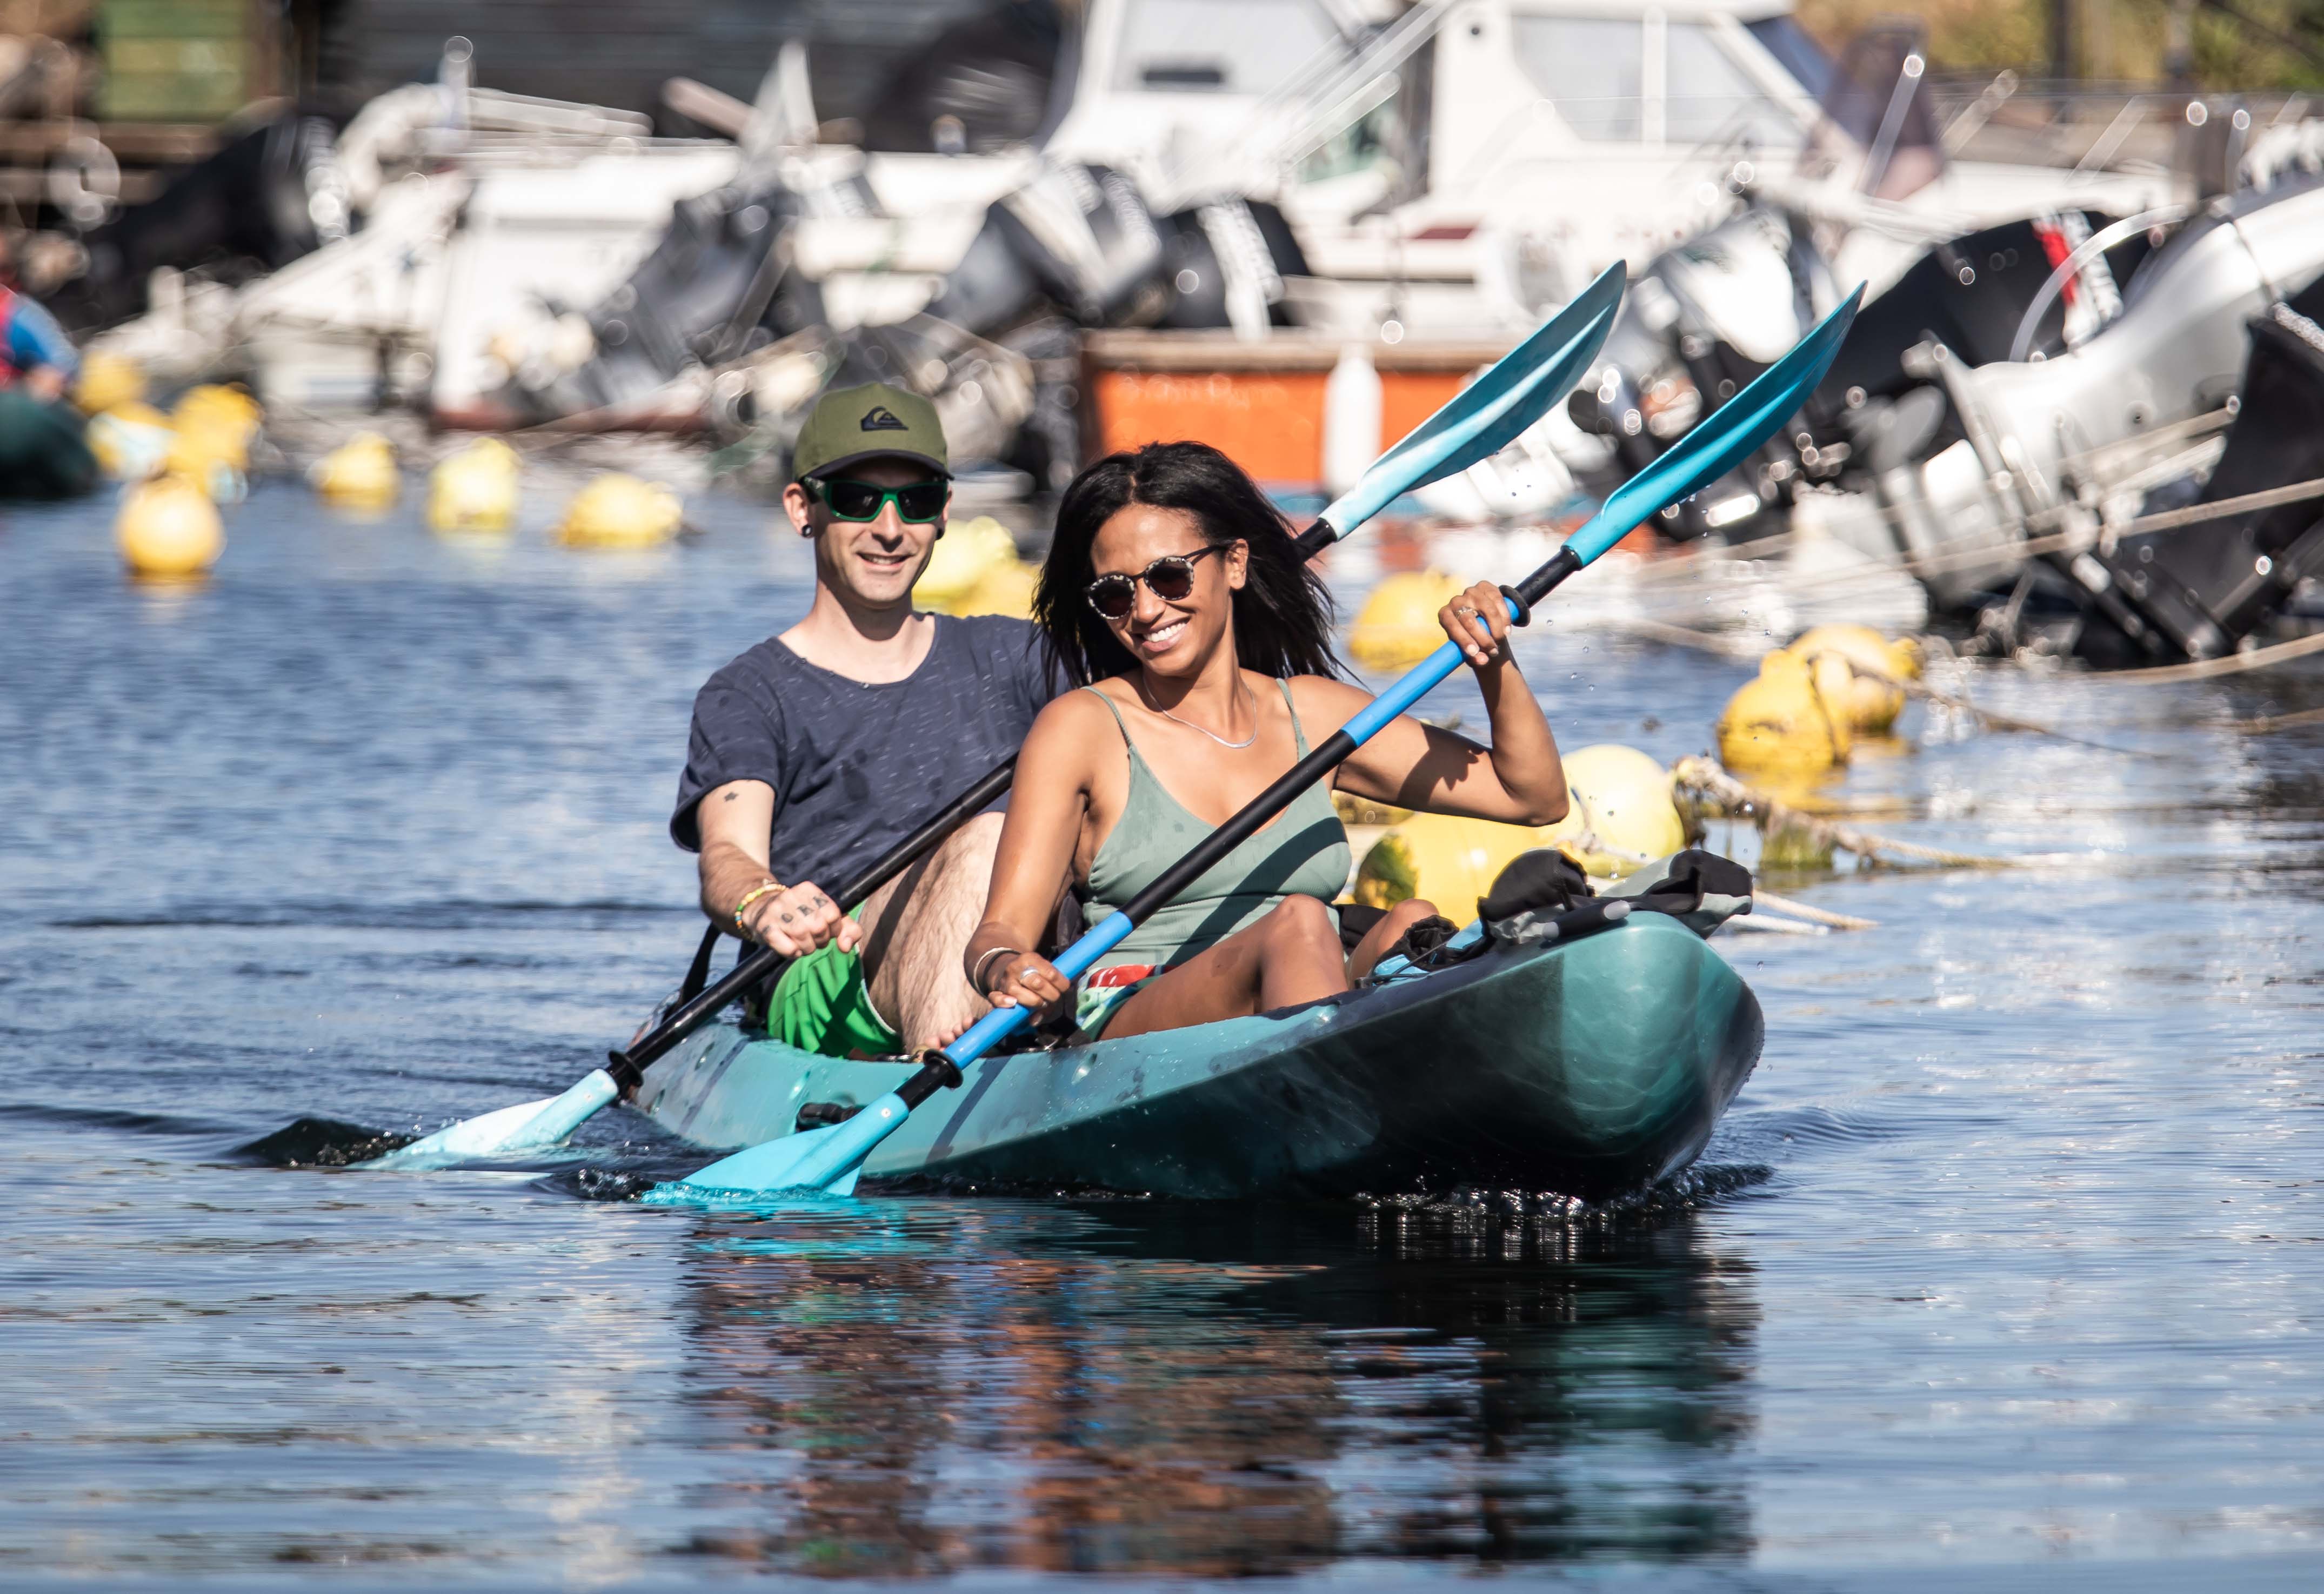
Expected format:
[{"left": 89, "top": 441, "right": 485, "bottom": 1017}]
[{"left": 963, "top": 441, "right": 1570, "bottom": 1041}]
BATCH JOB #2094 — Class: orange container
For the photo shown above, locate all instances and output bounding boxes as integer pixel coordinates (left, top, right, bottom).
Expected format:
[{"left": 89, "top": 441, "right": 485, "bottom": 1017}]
[{"left": 1081, "top": 333, "right": 1515, "bottom": 490}]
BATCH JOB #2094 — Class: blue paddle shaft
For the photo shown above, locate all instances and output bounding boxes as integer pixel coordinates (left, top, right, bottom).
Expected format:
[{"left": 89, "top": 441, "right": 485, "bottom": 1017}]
[
  {"left": 911, "top": 289, "right": 1869, "bottom": 1083},
  {"left": 663, "top": 287, "right": 1864, "bottom": 1197}
]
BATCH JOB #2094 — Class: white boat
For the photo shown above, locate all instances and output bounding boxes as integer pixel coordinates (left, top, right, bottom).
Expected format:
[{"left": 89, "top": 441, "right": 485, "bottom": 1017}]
[{"left": 1023, "top": 0, "right": 2173, "bottom": 336}]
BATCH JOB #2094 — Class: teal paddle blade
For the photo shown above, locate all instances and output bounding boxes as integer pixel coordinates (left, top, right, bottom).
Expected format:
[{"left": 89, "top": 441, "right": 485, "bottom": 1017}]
[
  {"left": 1318, "top": 263, "right": 1624, "bottom": 534},
  {"left": 1567, "top": 285, "right": 1865, "bottom": 567}
]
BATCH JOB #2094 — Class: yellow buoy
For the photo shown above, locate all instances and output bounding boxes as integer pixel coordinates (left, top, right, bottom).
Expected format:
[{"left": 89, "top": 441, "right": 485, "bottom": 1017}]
[
  {"left": 912, "top": 515, "right": 1018, "bottom": 610},
  {"left": 1716, "top": 649, "right": 1854, "bottom": 774},
  {"left": 311, "top": 432, "right": 402, "bottom": 510},
  {"left": 116, "top": 475, "right": 224, "bottom": 580},
  {"left": 87, "top": 401, "right": 175, "bottom": 481},
  {"left": 74, "top": 351, "right": 146, "bottom": 416},
  {"left": 553, "top": 472, "right": 682, "bottom": 547},
  {"left": 1560, "top": 744, "right": 1685, "bottom": 876},
  {"left": 1782, "top": 623, "right": 1924, "bottom": 733},
  {"left": 426, "top": 438, "right": 522, "bottom": 533},
  {"left": 1353, "top": 810, "right": 1567, "bottom": 926},
  {"left": 953, "top": 558, "right": 1041, "bottom": 620},
  {"left": 1348, "top": 570, "right": 1468, "bottom": 672},
  {"left": 161, "top": 384, "right": 265, "bottom": 501},
  {"left": 172, "top": 383, "right": 262, "bottom": 439}
]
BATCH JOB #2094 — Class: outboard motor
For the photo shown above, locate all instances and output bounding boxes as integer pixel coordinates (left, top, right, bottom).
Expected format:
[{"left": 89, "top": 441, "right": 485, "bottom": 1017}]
[
  {"left": 925, "top": 163, "right": 1170, "bottom": 336},
  {"left": 2069, "top": 280, "right": 2324, "bottom": 665},
  {"left": 61, "top": 108, "right": 345, "bottom": 330},
  {"left": 1816, "top": 210, "right": 2148, "bottom": 411},
  {"left": 1822, "top": 178, "right": 2324, "bottom": 611},
  {"left": 1570, "top": 203, "right": 1838, "bottom": 540},
  {"left": 1152, "top": 198, "right": 1307, "bottom": 334},
  {"left": 551, "top": 182, "right": 824, "bottom": 417}
]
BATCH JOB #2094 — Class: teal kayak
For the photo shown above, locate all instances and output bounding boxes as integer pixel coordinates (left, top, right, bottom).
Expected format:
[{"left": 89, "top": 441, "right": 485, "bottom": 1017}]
[
  {"left": 0, "top": 387, "right": 95, "bottom": 498},
  {"left": 633, "top": 910, "right": 1761, "bottom": 1200}
]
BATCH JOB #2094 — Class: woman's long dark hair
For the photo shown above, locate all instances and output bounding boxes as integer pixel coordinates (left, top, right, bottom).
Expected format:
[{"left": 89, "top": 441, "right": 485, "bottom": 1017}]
[{"left": 1033, "top": 441, "right": 1341, "bottom": 685}]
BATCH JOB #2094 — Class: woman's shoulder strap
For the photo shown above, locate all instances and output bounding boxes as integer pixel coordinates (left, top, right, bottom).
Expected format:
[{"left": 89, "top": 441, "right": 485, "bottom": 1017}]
[
  {"left": 1079, "top": 683, "right": 1132, "bottom": 738},
  {"left": 1274, "top": 675, "right": 1312, "bottom": 755}
]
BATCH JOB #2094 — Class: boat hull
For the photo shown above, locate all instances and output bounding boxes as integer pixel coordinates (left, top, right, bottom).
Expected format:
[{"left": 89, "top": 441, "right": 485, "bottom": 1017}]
[{"left": 633, "top": 913, "right": 1761, "bottom": 1200}]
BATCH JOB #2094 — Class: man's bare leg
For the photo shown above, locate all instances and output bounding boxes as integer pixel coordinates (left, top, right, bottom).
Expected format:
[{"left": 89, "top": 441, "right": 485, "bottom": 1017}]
[{"left": 859, "top": 811, "right": 1005, "bottom": 1053}]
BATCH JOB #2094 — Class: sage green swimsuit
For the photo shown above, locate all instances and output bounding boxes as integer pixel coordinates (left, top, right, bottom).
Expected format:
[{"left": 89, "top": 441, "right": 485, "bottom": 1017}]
[{"left": 1077, "top": 680, "right": 1352, "bottom": 1033}]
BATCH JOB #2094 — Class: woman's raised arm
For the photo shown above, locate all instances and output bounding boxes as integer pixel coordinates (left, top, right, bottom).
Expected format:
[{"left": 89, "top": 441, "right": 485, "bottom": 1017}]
[{"left": 1306, "top": 579, "right": 1569, "bottom": 826}]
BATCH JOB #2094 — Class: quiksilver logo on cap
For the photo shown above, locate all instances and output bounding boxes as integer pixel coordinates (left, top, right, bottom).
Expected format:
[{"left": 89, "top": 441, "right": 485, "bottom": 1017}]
[{"left": 860, "top": 406, "right": 907, "bottom": 431}]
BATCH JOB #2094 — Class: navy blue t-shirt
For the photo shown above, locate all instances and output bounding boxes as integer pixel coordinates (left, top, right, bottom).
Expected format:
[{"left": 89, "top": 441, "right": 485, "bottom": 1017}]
[{"left": 672, "top": 614, "right": 1066, "bottom": 893}]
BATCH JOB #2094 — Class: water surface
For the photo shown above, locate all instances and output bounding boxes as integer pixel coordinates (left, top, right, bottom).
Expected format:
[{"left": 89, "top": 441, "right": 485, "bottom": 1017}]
[{"left": 3, "top": 482, "right": 2321, "bottom": 1586}]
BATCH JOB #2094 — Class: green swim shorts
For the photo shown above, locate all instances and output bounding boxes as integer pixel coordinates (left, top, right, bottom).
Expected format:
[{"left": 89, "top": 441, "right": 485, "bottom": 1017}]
[{"left": 765, "top": 912, "right": 903, "bottom": 1057}]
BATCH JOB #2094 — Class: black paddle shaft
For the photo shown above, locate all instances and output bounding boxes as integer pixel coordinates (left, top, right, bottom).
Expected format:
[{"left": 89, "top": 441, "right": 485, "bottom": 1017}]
[
  {"left": 604, "top": 514, "right": 1353, "bottom": 1093},
  {"left": 883, "top": 544, "right": 1590, "bottom": 1112},
  {"left": 605, "top": 755, "right": 1018, "bottom": 1089}
]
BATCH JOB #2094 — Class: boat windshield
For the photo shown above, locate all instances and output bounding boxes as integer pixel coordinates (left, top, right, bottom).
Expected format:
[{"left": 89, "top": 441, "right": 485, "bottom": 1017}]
[
  {"left": 1511, "top": 16, "right": 1642, "bottom": 140},
  {"left": 1511, "top": 14, "right": 1798, "bottom": 148},
  {"left": 1667, "top": 22, "right": 1802, "bottom": 147},
  {"left": 1111, "top": 0, "right": 1345, "bottom": 95}
]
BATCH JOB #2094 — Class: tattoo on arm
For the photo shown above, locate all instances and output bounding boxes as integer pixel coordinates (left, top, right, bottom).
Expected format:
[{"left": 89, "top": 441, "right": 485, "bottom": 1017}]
[{"left": 722, "top": 791, "right": 739, "bottom": 801}]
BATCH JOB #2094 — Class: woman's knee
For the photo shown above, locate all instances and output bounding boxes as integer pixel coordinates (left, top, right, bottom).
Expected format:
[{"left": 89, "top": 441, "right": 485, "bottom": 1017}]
[
  {"left": 1382, "top": 898, "right": 1439, "bottom": 934},
  {"left": 1263, "top": 894, "right": 1340, "bottom": 950}
]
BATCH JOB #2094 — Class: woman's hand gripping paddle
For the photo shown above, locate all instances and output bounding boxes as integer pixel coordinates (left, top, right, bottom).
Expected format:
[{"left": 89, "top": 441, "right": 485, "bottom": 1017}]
[
  {"left": 654, "top": 285, "right": 1866, "bottom": 1203},
  {"left": 361, "top": 265, "right": 1628, "bottom": 1172}
]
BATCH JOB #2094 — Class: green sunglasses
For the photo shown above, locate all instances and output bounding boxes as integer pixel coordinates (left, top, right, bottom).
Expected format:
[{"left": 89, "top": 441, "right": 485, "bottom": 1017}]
[{"left": 807, "top": 475, "right": 949, "bottom": 524}]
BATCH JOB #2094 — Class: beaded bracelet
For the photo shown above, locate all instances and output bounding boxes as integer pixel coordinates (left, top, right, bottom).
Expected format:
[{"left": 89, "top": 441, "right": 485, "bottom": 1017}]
[{"left": 732, "top": 879, "right": 786, "bottom": 933}]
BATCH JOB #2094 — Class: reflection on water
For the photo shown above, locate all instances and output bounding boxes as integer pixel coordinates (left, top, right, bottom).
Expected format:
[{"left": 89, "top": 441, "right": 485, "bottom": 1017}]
[{"left": 663, "top": 1201, "right": 1757, "bottom": 1575}]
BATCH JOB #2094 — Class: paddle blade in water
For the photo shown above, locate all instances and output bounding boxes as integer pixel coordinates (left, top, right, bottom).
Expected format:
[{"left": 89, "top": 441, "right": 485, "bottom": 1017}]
[
  {"left": 361, "top": 1068, "right": 620, "bottom": 1169},
  {"left": 1568, "top": 286, "right": 1864, "bottom": 567},
  {"left": 644, "top": 1090, "right": 909, "bottom": 1201},
  {"left": 1319, "top": 263, "right": 1624, "bottom": 535}
]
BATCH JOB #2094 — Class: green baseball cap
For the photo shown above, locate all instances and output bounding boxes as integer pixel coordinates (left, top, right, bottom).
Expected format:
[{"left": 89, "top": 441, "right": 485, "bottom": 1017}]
[{"left": 792, "top": 381, "right": 950, "bottom": 481}]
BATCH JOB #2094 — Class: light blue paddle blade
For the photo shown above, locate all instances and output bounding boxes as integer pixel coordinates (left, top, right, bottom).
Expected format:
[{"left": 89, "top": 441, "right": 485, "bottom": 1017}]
[
  {"left": 648, "top": 918, "right": 1143, "bottom": 1200},
  {"left": 1315, "top": 262, "right": 1625, "bottom": 537},
  {"left": 1566, "top": 285, "right": 1864, "bottom": 567},
  {"left": 360, "top": 1068, "right": 622, "bottom": 1169},
  {"left": 649, "top": 1090, "right": 910, "bottom": 1201}
]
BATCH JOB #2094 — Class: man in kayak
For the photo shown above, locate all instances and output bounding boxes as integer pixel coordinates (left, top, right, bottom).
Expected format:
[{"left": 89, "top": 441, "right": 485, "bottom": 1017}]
[
  {"left": 0, "top": 236, "right": 79, "bottom": 403},
  {"left": 672, "top": 383, "right": 1061, "bottom": 1056},
  {"left": 0, "top": 234, "right": 96, "bottom": 499}
]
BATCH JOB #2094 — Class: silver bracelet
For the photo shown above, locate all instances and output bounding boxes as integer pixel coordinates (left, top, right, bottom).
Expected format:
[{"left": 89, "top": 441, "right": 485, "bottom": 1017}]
[{"left": 970, "top": 946, "right": 1021, "bottom": 996}]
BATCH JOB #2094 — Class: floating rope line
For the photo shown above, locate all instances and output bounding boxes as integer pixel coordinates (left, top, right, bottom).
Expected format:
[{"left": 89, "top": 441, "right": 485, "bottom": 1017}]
[
  {"left": 1673, "top": 756, "right": 2074, "bottom": 870},
  {"left": 1750, "top": 888, "right": 1878, "bottom": 930},
  {"left": 2082, "top": 628, "right": 2324, "bottom": 685},
  {"left": 1602, "top": 617, "right": 2126, "bottom": 749},
  {"left": 1581, "top": 471, "right": 2324, "bottom": 627},
  {"left": 2230, "top": 703, "right": 2324, "bottom": 733}
]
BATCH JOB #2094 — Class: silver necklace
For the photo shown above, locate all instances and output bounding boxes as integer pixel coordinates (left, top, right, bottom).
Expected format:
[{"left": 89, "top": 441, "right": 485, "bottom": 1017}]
[{"left": 1148, "top": 680, "right": 1259, "bottom": 749}]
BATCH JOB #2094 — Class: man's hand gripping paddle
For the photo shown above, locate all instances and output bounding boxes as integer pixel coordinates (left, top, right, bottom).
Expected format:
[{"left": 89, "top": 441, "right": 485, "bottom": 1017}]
[
  {"left": 362, "top": 264, "right": 1628, "bottom": 1171},
  {"left": 654, "top": 285, "right": 1866, "bottom": 1202}
]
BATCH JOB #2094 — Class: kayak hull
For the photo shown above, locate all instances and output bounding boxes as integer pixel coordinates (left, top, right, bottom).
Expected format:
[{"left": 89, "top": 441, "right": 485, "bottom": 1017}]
[{"left": 632, "top": 913, "right": 1761, "bottom": 1200}]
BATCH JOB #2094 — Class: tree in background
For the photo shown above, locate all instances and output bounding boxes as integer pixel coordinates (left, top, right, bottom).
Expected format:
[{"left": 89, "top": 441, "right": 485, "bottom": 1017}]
[{"left": 1795, "top": 0, "right": 2324, "bottom": 88}]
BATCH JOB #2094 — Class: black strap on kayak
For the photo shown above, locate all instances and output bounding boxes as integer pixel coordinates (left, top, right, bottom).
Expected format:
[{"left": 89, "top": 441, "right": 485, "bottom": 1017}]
[
  {"left": 604, "top": 755, "right": 1019, "bottom": 1093},
  {"left": 675, "top": 923, "right": 723, "bottom": 1006}
]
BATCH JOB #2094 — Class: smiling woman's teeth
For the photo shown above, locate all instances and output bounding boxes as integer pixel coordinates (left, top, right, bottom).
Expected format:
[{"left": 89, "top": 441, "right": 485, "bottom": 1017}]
[{"left": 1141, "top": 619, "right": 1187, "bottom": 650}]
